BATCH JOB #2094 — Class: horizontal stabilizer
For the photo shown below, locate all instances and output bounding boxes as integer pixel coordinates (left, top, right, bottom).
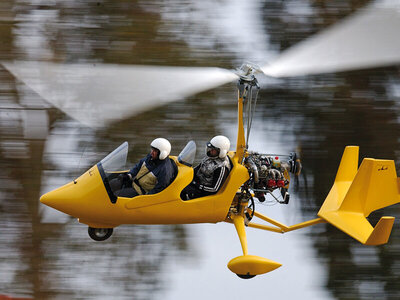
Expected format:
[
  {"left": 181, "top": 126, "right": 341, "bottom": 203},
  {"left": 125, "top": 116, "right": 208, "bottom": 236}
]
[
  {"left": 365, "top": 216, "right": 395, "bottom": 246},
  {"left": 318, "top": 146, "right": 400, "bottom": 245}
]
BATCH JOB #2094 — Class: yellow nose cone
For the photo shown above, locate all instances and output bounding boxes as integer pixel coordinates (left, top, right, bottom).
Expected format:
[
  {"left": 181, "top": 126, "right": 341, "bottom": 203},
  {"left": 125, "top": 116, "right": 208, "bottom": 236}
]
[
  {"left": 39, "top": 165, "right": 112, "bottom": 221},
  {"left": 40, "top": 181, "right": 78, "bottom": 213},
  {"left": 40, "top": 191, "right": 56, "bottom": 206},
  {"left": 39, "top": 193, "right": 49, "bottom": 205}
]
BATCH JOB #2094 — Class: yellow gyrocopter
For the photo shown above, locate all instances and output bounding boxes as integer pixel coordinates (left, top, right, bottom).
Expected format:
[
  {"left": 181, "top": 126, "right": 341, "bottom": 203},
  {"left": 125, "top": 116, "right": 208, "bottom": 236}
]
[
  {"left": 4, "top": 2, "right": 400, "bottom": 279},
  {"left": 39, "top": 62, "right": 400, "bottom": 278}
]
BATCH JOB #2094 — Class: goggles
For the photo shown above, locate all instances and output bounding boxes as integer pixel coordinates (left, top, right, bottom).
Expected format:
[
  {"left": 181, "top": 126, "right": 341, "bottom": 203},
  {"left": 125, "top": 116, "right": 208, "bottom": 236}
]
[{"left": 206, "top": 142, "right": 216, "bottom": 149}]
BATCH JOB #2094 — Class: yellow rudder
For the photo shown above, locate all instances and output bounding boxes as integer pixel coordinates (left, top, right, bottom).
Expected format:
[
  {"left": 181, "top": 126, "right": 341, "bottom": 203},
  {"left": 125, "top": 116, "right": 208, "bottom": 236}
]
[
  {"left": 340, "top": 158, "right": 399, "bottom": 216},
  {"left": 318, "top": 146, "right": 400, "bottom": 245},
  {"left": 334, "top": 145, "right": 359, "bottom": 183}
]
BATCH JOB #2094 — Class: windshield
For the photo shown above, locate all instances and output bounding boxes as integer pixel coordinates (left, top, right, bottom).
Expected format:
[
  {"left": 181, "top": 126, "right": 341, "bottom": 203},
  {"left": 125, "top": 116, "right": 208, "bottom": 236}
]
[
  {"left": 97, "top": 142, "right": 129, "bottom": 203},
  {"left": 178, "top": 140, "right": 196, "bottom": 166},
  {"left": 100, "top": 141, "right": 128, "bottom": 172}
]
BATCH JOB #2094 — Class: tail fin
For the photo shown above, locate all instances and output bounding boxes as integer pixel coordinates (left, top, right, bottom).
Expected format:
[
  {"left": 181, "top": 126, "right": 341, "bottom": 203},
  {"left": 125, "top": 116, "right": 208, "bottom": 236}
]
[{"left": 318, "top": 146, "right": 400, "bottom": 245}]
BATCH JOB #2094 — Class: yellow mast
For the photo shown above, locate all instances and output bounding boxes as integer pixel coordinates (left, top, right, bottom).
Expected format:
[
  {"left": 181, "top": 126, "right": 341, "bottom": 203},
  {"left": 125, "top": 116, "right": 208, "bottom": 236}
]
[{"left": 235, "top": 85, "right": 246, "bottom": 163}]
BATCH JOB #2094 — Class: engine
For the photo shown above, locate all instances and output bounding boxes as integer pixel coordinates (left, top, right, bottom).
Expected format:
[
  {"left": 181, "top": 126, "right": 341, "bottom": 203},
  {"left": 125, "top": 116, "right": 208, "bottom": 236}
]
[{"left": 244, "top": 152, "right": 301, "bottom": 204}]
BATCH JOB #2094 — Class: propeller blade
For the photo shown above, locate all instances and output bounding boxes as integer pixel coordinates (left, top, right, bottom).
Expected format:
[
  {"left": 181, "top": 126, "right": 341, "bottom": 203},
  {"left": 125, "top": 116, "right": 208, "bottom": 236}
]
[
  {"left": 262, "top": 2, "right": 400, "bottom": 77},
  {"left": 3, "top": 61, "right": 237, "bottom": 128}
]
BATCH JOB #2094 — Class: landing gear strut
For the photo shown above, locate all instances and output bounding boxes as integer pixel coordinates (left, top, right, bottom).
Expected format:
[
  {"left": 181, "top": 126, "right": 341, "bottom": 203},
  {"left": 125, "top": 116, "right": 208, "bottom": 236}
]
[{"left": 88, "top": 227, "right": 113, "bottom": 241}]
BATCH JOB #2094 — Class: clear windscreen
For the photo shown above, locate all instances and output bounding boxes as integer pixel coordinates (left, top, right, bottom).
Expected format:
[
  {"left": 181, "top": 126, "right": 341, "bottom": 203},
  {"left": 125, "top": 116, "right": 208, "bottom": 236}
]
[
  {"left": 178, "top": 140, "right": 196, "bottom": 166},
  {"left": 99, "top": 141, "right": 128, "bottom": 172}
]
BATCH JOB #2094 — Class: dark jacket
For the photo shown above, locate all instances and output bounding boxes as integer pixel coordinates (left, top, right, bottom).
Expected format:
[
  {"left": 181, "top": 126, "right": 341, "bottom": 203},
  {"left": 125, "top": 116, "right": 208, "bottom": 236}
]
[
  {"left": 129, "top": 154, "right": 175, "bottom": 194},
  {"left": 193, "top": 156, "right": 231, "bottom": 194}
]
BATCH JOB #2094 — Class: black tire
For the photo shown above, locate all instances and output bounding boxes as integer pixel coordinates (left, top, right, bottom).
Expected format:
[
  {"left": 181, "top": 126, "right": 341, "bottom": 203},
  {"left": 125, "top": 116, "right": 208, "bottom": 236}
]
[
  {"left": 236, "top": 273, "right": 256, "bottom": 279},
  {"left": 88, "top": 227, "right": 113, "bottom": 241}
]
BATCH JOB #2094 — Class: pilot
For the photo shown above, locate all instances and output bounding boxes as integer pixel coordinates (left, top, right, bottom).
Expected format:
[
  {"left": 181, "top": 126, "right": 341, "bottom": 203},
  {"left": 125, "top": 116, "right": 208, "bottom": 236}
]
[
  {"left": 181, "top": 135, "right": 231, "bottom": 200},
  {"left": 113, "top": 138, "right": 175, "bottom": 197}
]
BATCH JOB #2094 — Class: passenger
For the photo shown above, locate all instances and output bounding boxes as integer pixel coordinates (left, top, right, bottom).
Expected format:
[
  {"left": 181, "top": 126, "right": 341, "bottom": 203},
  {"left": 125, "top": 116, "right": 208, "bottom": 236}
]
[
  {"left": 181, "top": 135, "right": 231, "bottom": 200},
  {"left": 112, "top": 138, "right": 175, "bottom": 197}
]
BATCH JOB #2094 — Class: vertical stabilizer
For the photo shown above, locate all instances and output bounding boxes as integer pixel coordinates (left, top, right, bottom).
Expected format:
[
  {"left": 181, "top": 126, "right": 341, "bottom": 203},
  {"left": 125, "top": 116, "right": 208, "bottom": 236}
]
[
  {"left": 318, "top": 146, "right": 400, "bottom": 245},
  {"left": 340, "top": 158, "right": 399, "bottom": 216},
  {"left": 335, "top": 146, "right": 359, "bottom": 182}
]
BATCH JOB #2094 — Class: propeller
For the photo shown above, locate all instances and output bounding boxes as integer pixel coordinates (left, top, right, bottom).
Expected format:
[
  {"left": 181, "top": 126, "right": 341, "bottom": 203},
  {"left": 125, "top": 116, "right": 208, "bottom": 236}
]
[
  {"left": 261, "top": 2, "right": 400, "bottom": 77},
  {"left": 3, "top": 2, "right": 400, "bottom": 129},
  {"left": 2, "top": 62, "right": 237, "bottom": 128}
]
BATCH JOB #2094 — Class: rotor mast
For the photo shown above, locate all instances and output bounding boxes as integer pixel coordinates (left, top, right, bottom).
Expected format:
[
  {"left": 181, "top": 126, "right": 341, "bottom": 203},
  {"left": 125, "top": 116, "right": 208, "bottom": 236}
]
[{"left": 234, "top": 63, "right": 261, "bottom": 162}]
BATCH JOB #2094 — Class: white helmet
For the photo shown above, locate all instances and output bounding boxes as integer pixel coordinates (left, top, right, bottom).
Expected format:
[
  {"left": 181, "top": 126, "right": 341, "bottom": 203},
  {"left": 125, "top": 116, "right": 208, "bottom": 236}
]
[
  {"left": 150, "top": 138, "right": 171, "bottom": 160},
  {"left": 208, "top": 135, "right": 230, "bottom": 159}
]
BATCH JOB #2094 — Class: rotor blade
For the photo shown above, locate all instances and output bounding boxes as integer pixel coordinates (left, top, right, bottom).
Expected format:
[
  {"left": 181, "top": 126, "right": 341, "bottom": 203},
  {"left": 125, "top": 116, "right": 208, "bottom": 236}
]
[
  {"left": 3, "top": 61, "right": 237, "bottom": 128},
  {"left": 262, "top": 2, "right": 400, "bottom": 77}
]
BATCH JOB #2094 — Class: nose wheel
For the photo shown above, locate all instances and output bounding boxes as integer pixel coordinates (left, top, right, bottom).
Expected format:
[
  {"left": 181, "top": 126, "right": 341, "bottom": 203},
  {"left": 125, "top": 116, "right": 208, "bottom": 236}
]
[{"left": 88, "top": 227, "right": 113, "bottom": 241}]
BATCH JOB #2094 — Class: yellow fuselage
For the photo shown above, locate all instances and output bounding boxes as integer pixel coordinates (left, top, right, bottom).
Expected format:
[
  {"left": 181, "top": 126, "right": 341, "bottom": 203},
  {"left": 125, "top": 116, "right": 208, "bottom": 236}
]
[{"left": 40, "top": 153, "right": 249, "bottom": 228}]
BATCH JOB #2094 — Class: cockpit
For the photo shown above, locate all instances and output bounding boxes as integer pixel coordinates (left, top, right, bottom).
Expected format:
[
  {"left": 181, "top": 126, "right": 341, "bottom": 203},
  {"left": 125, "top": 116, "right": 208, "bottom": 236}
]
[{"left": 97, "top": 141, "right": 196, "bottom": 203}]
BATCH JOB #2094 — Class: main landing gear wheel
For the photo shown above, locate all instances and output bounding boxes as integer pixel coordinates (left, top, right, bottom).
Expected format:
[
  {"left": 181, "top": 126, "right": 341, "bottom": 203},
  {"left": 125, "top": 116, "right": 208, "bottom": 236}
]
[
  {"left": 236, "top": 273, "right": 256, "bottom": 279},
  {"left": 88, "top": 227, "right": 113, "bottom": 241}
]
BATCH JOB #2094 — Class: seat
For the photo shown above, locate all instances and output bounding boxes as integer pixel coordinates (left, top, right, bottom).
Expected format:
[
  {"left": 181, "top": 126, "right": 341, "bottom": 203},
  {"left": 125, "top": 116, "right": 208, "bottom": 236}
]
[{"left": 169, "top": 158, "right": 179, "bottom": 184}]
